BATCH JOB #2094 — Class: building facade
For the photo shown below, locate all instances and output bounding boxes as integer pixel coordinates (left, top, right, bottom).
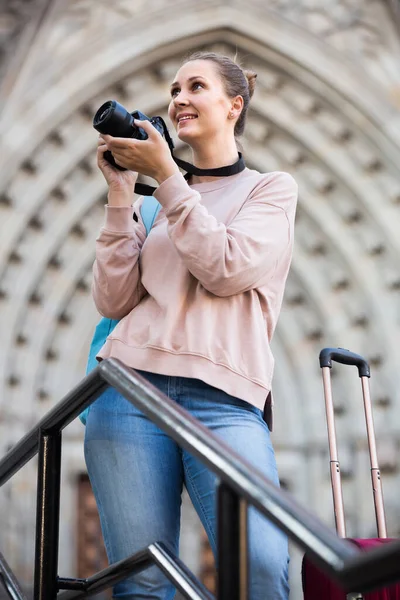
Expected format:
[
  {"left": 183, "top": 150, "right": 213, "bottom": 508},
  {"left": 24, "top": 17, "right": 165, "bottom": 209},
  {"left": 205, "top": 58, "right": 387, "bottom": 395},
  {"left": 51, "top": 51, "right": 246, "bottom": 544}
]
[{"left": 0, "top": 1, "right": 400, "bottom": 598}]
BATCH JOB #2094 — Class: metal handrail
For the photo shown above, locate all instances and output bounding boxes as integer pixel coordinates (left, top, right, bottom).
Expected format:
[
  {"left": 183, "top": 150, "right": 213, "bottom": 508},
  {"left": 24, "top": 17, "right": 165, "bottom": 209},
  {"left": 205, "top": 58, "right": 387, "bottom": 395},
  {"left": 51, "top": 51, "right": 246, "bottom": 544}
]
[
  {"left": 0, "top": 358, "right": 400, "bottom": 598},
  {"left": 0, "top": 551, "right": 27, "bottom": 600},
  {"left": 57, "top": 542, "right": 213, "bottom": 600}
]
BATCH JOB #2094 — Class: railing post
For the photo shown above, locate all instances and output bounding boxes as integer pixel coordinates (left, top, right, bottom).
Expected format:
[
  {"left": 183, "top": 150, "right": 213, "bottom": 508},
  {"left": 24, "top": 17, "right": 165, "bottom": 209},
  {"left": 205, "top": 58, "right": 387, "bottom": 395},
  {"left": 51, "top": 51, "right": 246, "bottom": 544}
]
[
  {"left": 217, "top": 482, "right": 248, "bottom": 600},
  {"left": 33, "top": 431, "right": 62, "bottom": 600}
]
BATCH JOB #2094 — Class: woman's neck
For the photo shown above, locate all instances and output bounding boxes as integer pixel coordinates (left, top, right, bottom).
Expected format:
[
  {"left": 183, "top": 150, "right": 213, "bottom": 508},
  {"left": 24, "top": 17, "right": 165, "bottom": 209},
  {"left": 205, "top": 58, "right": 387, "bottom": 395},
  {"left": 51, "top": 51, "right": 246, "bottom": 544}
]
[{"left": 188, "top": 140, "right": 240, "bottom": 184}]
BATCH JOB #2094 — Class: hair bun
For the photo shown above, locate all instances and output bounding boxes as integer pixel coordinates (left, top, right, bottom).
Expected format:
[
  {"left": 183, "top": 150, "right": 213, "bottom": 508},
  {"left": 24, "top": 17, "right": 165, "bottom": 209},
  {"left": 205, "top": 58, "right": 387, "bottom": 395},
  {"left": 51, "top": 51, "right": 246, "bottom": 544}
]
[{"left": 244, "top": 70, "right": 257, "bottom": 98}]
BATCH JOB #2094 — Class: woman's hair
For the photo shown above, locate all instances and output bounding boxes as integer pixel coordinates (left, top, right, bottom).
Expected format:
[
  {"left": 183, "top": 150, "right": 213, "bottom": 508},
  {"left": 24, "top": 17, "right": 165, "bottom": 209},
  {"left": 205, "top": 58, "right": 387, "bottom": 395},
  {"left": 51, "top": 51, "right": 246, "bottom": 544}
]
[{"left": 182, "top": 51, "right": 257, "bottom": 139}]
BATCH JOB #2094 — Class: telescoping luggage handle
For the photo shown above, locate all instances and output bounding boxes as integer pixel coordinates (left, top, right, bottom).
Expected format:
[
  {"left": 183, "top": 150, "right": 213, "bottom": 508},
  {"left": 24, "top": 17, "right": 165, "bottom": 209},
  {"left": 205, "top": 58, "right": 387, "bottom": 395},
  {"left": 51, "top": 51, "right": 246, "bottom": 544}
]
[{"left": 319, "top": 347, "right": 387, "bottom": 540}]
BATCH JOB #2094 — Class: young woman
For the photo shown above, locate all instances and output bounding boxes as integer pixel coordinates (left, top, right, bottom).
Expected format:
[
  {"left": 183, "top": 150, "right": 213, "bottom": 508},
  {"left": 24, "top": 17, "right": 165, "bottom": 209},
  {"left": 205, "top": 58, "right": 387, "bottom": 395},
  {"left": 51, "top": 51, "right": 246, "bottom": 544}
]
[{"left": 85, "top": 51, "right": 298, "bottom": 599}]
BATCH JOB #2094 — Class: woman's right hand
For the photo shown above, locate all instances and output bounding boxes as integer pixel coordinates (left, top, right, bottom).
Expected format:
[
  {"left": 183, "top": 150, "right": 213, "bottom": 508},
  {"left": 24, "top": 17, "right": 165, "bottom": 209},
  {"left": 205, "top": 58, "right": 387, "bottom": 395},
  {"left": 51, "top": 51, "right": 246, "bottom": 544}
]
[{"left": 97, "top": 136, "right": 138, "bottom": 198}]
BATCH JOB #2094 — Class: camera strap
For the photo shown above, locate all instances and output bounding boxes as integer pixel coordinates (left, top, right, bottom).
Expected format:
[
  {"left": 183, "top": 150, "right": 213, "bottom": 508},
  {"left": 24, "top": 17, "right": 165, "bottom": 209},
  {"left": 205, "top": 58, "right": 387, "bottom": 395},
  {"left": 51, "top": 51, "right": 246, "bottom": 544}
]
[{"left": 133, "top": 116, "right": 246, "bottom": 196}]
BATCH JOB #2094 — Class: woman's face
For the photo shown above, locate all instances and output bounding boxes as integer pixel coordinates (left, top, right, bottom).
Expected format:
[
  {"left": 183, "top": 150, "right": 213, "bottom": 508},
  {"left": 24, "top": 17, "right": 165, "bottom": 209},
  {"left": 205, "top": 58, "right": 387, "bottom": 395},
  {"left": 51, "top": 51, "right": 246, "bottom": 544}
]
[{"left": 168, "top": 60, "right": 234, "bottom": 144}]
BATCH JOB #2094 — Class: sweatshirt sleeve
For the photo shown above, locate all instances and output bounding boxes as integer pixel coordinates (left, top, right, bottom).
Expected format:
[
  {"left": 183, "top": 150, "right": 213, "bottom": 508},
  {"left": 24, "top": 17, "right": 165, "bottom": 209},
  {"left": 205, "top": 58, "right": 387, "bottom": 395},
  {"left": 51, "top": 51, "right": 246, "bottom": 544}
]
[
  {"left": 154, "top": 171, "right": 298, "bottom": 297},
  {"left": 92, "top": 197, "right": 148, "bottom": 319}
]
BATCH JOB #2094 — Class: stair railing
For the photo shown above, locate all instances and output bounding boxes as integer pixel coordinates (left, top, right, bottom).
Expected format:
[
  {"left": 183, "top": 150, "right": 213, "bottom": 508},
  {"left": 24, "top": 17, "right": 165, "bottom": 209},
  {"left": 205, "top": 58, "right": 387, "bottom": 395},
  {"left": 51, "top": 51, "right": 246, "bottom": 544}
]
[{"left": 0, "top": 358, "right": 400, "bottom": 599}]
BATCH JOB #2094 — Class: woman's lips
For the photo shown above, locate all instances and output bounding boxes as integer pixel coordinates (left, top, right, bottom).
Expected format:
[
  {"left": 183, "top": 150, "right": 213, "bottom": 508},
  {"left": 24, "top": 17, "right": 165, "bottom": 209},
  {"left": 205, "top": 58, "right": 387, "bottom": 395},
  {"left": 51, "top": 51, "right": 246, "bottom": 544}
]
[{"left": 177, "top": 115, "right": 198, "bottom": 127}]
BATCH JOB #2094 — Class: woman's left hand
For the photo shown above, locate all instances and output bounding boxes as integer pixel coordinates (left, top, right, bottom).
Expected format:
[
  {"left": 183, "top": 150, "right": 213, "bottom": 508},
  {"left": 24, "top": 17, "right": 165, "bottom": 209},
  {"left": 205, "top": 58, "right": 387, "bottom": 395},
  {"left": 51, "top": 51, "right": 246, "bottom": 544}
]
[{"left": 103, "top": 119, "right": 180, "bottom": 185}]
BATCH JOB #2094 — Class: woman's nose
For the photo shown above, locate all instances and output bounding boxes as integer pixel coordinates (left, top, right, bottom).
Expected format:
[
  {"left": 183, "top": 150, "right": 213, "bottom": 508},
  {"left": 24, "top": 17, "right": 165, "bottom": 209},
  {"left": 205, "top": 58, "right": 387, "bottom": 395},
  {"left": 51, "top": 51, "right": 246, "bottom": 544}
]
[{"left": 174, "top": 92, "right": 189, "bottom": 106}]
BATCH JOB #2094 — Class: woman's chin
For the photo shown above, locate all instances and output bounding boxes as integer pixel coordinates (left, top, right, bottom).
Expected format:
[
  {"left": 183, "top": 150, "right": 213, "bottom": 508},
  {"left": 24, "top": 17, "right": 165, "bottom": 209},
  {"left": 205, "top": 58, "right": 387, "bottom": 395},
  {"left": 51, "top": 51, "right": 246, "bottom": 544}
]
[{"left": 176, "top": 128, "right": 198, "bottom": 144}]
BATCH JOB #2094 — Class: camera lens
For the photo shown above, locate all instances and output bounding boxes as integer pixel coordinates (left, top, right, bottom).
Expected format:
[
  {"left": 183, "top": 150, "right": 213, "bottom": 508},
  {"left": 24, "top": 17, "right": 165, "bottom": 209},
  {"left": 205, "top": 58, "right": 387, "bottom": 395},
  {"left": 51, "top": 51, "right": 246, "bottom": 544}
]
[
  {"left": 93, "top": 100, "right": 134, "bottom": 137},
  {"left": 93, "top": 101, "right": 116, "bottom": 130},
  {"left": 98, "top": 107, "right": 112, "bottom": 122}
]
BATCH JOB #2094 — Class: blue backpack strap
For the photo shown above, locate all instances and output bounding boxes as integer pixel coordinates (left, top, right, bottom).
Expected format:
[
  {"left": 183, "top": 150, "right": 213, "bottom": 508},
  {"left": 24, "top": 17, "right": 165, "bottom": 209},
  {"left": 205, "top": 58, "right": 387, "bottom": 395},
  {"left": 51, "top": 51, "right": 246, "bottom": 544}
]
[
  {"left": 80, "top": 196, "right": 160, "bottom": 425},
  {"left": 140, "top": 195, "right": 161, "bottom": 235},
  {"left": 79, "top": 318, "right": 119, "bottom": 425}
]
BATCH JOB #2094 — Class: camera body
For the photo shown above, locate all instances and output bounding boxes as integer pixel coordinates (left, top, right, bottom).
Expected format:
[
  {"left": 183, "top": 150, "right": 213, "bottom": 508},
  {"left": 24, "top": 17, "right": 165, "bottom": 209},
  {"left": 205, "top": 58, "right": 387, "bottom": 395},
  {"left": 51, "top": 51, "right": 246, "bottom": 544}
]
[{"left": 93, "top": 100, "right": 166, "bottom": 170}]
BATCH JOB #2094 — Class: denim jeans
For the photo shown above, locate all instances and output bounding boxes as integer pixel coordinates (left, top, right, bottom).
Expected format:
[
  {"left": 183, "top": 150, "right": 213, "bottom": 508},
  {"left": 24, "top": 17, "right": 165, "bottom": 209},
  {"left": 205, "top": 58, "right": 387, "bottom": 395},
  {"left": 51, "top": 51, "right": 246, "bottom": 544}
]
[{"left": 84, "top": 370, "right": 289, "bottom": 599}]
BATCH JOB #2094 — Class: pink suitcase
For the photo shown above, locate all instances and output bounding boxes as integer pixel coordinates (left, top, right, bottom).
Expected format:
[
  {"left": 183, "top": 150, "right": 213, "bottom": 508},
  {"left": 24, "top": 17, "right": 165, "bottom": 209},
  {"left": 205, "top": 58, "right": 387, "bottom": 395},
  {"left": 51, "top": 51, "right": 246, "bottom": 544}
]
[{"left": 302, "top": 348, "right": 400, "bottom": 600}]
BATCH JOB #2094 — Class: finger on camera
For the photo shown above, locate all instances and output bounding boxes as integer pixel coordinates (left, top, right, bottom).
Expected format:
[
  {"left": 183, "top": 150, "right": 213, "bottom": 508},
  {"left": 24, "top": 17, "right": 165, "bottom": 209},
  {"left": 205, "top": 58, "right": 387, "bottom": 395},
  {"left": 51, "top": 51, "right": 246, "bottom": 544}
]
[
  {"left": 97, "top": 151, "right": 108, "bottom": 167},
  {"left": 102, "top": 134, "right": 119, "bottom": 146},
  {"left": 106, "top": 138, "right": 136, "bottom": 151},
  {"left": 133, "top": 119, "right": 157, "bottom": 137},
  {"left": 114, "top": 156, "right": 128, "bottom": 168},
  {"left": 97, "top": 154, "right": 108, "bottom": 168}
]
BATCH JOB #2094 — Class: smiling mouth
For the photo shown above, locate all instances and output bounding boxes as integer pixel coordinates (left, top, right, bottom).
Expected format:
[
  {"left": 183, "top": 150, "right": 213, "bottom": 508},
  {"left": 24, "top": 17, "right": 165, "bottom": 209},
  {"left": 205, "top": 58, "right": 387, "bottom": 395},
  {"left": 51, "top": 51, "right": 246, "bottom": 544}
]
[{"left": 177, "top": 115, "right": 198, "bottom": 125}]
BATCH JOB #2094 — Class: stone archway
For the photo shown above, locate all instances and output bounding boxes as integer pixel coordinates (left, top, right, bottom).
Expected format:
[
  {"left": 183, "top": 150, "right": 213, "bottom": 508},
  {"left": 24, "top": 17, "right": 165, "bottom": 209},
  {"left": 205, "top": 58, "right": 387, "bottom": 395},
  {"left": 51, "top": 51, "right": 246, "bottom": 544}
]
[{"left": 1, "top": 1, "right": 400, "bottom": 595}]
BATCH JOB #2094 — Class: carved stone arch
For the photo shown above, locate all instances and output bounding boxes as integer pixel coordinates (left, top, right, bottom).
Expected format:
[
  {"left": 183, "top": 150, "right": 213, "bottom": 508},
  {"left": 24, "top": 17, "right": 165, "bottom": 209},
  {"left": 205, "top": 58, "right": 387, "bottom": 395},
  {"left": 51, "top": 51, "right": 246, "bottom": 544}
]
[
  {"left": 1, "top": 2, "right": 400, "bottom": 590},
  {"left": 2, "top": 1, "right": 400, "bottom": 173},
  {"left": 1, "top": 12, "right": 400, "bottom": 448}
]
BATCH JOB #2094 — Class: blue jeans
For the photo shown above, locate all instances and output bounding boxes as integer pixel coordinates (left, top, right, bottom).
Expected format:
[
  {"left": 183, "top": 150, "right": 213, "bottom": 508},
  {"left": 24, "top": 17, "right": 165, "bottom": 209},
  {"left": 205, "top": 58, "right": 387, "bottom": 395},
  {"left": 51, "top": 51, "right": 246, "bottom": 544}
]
[{"left": 84, "top": 371, "right": 289, "bottom": 599}]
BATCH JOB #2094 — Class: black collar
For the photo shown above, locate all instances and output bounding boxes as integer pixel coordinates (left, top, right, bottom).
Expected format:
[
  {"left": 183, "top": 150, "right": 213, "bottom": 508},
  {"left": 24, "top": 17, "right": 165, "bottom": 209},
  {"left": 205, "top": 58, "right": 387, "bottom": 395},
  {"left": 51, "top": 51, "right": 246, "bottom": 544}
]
[{"left": 134, "top": 153, "right": 245, "bottom": 196}]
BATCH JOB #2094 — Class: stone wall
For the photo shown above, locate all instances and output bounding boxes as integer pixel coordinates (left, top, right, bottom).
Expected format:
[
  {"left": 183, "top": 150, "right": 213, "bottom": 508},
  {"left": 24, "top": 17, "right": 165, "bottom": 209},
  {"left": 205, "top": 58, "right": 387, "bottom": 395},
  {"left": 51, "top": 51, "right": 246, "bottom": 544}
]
[{"left": 0, "top": 1, "right": 400, "bottom": 598}]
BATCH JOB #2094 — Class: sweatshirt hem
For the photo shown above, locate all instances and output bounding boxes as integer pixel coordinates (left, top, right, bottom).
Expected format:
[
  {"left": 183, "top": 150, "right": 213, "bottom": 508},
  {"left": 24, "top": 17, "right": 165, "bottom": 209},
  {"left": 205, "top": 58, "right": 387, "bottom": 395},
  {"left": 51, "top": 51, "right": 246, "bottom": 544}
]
[{"left": 97, "top": 339, "right": 271, "bottom": 411}]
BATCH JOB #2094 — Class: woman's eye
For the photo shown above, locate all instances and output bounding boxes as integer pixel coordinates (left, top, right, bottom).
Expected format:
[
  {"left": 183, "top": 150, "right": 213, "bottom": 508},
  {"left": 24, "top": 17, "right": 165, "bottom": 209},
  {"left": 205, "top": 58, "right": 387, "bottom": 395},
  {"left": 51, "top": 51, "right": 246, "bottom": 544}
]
[{"left": 171, "top": 82, "right": 203, "bottom": 97}]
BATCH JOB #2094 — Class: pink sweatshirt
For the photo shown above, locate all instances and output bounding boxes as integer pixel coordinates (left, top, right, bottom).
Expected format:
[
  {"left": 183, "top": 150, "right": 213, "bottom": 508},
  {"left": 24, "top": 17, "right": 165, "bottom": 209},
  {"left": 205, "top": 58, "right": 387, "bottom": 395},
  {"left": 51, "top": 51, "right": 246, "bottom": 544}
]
[{"left": 93, "top": 168, "right": 298, "bottom": 411}]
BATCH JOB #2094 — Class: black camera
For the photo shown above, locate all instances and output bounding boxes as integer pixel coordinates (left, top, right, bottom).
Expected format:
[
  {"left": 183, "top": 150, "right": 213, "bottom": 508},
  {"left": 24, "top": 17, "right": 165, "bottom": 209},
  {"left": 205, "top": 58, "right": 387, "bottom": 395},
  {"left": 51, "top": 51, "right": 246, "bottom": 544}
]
[{"left": 93, "top": 100, "right": 167, "bottom": 171}]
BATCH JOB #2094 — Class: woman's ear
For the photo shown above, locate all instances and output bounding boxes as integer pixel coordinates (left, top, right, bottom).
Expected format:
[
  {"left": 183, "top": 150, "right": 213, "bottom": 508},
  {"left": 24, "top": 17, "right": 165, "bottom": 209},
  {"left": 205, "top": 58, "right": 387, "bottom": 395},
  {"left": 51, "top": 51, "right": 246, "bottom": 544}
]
[{"left": 231, "top": 95, "right": 244, "bottom": 118}]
